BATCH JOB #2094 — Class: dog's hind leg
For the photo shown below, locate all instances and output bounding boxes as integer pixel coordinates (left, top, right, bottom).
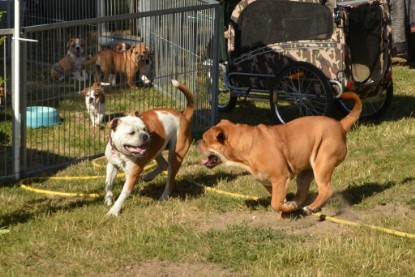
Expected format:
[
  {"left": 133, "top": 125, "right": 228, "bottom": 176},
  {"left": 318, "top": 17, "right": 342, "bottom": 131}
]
[
  {"left": 303, "top": 161, "right": 334, "bottom": 214},
  {"left": 94, "top": 65, "right": 105, "bottom": 83},
  {"left": 104, "top": 163, "right": 120, "bottom": 206},
  {"left": 281, "top": 169, "right": 314, "bottom": 212},
  {"left": 143, "top": 155, "right": 168, "bottom": 182},
  {"left": 158, "top": 139, "right": 191, "bottom": 201}
]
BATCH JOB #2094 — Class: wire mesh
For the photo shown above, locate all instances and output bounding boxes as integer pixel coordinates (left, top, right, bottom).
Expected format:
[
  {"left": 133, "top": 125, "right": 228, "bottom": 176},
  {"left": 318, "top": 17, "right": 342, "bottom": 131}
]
[{"left": 0, "top": 0, "right": 219, "bottom": 179}]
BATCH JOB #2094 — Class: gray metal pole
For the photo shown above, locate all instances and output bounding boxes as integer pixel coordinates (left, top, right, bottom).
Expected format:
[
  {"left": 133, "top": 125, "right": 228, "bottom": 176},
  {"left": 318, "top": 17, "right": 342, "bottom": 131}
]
[
  {"left": 12, "top": 1, "right": 37, "bottom": 179},
  {"left": 12, "top": 0, "right": 21, "bottom": 179}
]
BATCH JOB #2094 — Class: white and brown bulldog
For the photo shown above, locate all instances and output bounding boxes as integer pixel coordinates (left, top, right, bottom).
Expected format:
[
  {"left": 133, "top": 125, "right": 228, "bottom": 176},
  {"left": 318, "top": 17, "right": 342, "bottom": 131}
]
[
  {"left": 51, "top": 38, "right": 88, "bottom": 81},
  {"left": 84, "top": 44, "right": 152, "bottom": 88},
  {"left": 104, "top": 80, "right": 194, "bottom": 216},
  {"left": 198, "top": 92, "right": 362, "bottom": 218},
  {"left": 80, "top": 82, "right": 105, "bottom": 127}
]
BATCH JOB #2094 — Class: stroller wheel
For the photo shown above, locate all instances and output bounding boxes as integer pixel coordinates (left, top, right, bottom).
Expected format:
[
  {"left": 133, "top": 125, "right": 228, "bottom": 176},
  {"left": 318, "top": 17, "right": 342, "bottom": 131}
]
[
  {"left": 217, "top": 94, "right": 237, "bottom": 112},
  {"left": 335, "top": 82, "right": 393, "bottom": 120},
  {"left": 208, "top": 62, "right": 237, "bottom": 112},
  {"left": 270, "top": 62, "right": 334, "bottom": 124}
]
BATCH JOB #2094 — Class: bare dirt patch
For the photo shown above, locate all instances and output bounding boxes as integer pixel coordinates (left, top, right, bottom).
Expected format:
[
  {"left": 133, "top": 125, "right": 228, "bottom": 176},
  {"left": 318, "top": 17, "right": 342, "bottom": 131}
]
[
  {"left": 194, "top": 209, "right": 349, "bottom": 238},
  {"left": 100, "top": 260, "right": 242, "bottom": 277}
]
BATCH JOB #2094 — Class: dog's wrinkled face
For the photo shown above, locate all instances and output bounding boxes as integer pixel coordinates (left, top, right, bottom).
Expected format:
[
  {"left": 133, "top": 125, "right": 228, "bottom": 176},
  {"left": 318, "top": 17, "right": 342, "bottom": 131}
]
[
  {"left": 109, "top": 114, "right": 150, "bottom": 157},
  {"left": 198, "top": 120, "right": 235, "bottom": 169},
  {"left": 130, "top": 45, "right": 153, "bottom": 66},
  {"left": 67, "top": 38, "right": 85, "bottom": 57},
  {"left": 81, "top": 82, "right": 105, "bottom": 105}
]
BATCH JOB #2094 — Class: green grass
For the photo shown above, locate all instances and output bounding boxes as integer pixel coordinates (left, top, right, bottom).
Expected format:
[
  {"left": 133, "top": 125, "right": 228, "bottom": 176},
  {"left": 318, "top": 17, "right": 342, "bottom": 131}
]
[{"left": 1, "top": 64, "right": 415, "bottom": 276}]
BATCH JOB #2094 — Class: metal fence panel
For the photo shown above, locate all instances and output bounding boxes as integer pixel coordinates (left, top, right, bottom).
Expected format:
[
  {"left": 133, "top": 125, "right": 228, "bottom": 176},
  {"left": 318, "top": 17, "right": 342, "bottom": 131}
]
[{"left": 0, "top": 0, "right": 219, "bottom": 179}]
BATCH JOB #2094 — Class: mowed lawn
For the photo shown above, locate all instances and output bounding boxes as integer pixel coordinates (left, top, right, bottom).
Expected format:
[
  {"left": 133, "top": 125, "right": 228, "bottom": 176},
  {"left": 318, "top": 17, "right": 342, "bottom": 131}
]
[{"left": 0, "top": 64, "right": 414, "bottom": 277}]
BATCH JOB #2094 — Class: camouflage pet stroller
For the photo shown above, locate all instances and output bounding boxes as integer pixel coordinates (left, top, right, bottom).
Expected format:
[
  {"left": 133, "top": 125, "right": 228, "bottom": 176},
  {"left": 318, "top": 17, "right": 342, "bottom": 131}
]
[{"left": 212, "top": 0, "right": 393, "bottom": 123}]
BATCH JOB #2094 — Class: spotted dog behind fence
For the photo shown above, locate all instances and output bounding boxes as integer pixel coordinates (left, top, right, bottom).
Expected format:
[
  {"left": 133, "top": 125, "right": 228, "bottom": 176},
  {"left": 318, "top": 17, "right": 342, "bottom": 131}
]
[
  {"left": 80, "top": 82, "right": 106, "bottom": 127},
  {"left": 51, "top": 38, "right": 88, "bottom": 82}
]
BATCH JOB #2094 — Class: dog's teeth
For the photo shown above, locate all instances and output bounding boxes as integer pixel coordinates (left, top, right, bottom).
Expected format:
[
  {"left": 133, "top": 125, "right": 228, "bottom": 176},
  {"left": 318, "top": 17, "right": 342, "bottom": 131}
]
[
  {"left": 125, "top": 145, "right": 146, "bottom": 155},
  {"left": 202, "top": 155, "right": 219, "bottom": 168}
]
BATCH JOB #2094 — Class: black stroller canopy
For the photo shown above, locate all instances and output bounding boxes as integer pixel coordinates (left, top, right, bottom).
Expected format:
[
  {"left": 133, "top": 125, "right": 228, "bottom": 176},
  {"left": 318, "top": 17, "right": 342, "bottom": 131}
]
[{"left": 234, "top": 1, "right": 334, "bottom": 54}]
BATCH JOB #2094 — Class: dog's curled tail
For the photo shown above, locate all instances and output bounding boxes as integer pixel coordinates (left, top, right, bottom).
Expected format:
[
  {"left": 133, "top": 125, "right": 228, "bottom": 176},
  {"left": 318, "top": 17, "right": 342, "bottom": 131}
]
[
  {"left": 339, "top": 91, "right": 362, "bottom": 133},
  {"left": 171, "top": 80, "right": 194, "bottom": 121}
]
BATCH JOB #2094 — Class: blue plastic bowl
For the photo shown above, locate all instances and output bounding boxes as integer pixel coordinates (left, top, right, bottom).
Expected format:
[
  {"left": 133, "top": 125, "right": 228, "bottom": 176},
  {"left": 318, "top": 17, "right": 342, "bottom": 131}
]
[{"left": 26, "top": 106, "right": 59, "bottom": 128}]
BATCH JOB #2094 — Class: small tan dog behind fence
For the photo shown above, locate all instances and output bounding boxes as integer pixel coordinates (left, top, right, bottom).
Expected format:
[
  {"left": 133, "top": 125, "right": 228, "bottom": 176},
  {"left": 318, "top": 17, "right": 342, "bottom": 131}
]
[
  {"left": 51, "top": 38, "right": 88, "bottom": 82},
  {"left": 198, "top": 92, "right": 362, "bottom": 219},
  {"left": 83, "top": 44, "right": 152, "bottom": 88},
  {"left": 104, "top": 80, "right": 194, "bottom": 216},
  {"left": 80, "top": 82, "right": 106, "bottom": 127}
]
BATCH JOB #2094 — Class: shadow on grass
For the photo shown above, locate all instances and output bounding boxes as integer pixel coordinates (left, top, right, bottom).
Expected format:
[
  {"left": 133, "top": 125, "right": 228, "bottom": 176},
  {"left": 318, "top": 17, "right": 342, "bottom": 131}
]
[
  {"left": 340, "top": 181, "right": 395, "bottom": 205},
  {"left": 0, "top": 197, "right": 102, "bottom": 228},
  {"left": 138, "top": 171, "right": 243, "bottom": 201},
  {"left": 243, "top": 181, "right": 398, "bottom": 210},
  {"left": 218, "top": 99, "right": 277, "bottom": 126},
  {"left": 381, "top": 94, "right": 415, "bottom": 120}
]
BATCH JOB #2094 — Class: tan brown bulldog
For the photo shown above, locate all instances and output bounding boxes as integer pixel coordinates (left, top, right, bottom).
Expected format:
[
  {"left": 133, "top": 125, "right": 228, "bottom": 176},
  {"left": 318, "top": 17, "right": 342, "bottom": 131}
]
[
  {"left": 104, "top": 80, "right": 194, "bottom": 216},
  {"left": 198, "top": 92, "right": 362, "bottom": 218},
  {"left": 84, "top": 44, "right": 152, "bottom": 88}
]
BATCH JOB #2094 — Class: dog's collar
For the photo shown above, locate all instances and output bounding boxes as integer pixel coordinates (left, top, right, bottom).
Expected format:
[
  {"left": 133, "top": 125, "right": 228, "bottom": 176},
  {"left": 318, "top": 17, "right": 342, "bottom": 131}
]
[{"left": 109, "top": 135, "right": 118, "bottom": 152}]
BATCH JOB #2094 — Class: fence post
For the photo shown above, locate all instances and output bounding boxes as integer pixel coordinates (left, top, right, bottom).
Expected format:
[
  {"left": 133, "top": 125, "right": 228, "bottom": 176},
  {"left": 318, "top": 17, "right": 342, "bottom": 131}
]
[{"left": 12, "top": 0, "right": 22, "bottom": 179}]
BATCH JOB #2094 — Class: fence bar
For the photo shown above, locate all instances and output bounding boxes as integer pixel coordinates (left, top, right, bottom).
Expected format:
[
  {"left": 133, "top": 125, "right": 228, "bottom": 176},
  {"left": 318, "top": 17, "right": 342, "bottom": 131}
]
[{"left": 12, "top": 0, "right": 22, "bottom": 179}]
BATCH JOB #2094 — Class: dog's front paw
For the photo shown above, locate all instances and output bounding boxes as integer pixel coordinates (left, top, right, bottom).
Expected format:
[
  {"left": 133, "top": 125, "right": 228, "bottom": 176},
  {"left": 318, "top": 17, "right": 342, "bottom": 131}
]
[
  {"left": 281, "top": 201, "right": 299, "bottom": 212},
  {"left": 141, "top": 75, "right": 153, "bottom": 87},
  {"left": 106, "top": 206, "right": 120, "bottom": 217},
  {"left": 158, "top": 193, "right": 169, "bottom": 203},
  {"left": 302, "top": 206, "right": 321, "bottom": 215}
]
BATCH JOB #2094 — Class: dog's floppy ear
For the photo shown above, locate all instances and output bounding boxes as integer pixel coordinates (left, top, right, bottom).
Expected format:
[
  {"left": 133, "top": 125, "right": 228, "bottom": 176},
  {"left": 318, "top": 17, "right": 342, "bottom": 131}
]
[
  {"left": 129, "top": 110, "right": 141, "bottom": 117},
  {"left": 67, "top": 38, "right": 75, "bottom": 48},
  {"left": 218, "top": 119, "right": 233, "bottom": 125},
  {"left": 129, "top": 45, "right": 136, "bottom": 56},
  {"left": 79, "top": 87, "right": 87, "bottom": 96},
  {"left": 108, "top": 118, "right": 120, "bottom": 130},
  {"left": 212, "top": 126, "right": 227, "bottom": 143}
]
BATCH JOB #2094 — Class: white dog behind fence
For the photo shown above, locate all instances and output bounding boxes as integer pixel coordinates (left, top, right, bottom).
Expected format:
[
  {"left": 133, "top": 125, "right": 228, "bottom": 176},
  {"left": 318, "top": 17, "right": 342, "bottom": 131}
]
[{"left": 80, "top": 82, "right": 106, "bottom": 127}]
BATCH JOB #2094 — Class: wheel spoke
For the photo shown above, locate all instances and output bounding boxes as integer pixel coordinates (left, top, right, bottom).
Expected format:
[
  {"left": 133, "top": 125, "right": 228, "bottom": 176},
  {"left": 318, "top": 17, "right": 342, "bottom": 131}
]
[{"left": 271, "top": 62, "right": 332, "bottom": 124}]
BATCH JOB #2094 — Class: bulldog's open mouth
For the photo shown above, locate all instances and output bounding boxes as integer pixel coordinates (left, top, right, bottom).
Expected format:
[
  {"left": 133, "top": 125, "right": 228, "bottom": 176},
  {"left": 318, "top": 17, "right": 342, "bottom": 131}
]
[
  {"left": 202, "top": 154, "right": 220, "bottom": 168},
  {"left": 124, "top": 144, "right": 147, "bottom": 156}
]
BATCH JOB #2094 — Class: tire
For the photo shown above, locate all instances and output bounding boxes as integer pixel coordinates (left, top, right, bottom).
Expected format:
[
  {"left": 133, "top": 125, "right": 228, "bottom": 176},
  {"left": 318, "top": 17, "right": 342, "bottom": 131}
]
[
  {"left": 270, "top": 62, "right": 334, "bottom": 124},
  {"left": 335, "top": 82, "right": 393, "bottom": 120},
  {"left": 208, "top": 62, "right": 237, "bottom": 112}
]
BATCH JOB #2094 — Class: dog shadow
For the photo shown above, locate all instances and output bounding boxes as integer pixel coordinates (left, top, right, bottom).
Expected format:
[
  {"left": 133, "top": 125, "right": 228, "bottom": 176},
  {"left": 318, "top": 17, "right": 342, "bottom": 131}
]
[
  {"left": 138, "top": 171, "right": 243, "bottom": 200},
  {"left": 243, "top": 179, "right": 404, "bottom": 216},
  {"left": 339, "top": 181, "right": 395, "bottom": 205}
]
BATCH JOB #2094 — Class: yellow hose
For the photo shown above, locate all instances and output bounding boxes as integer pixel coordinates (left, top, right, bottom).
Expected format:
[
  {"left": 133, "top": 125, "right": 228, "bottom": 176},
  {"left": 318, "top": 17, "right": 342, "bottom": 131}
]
[
  {"left": 19, "top": 158, "right": 157, "bottom": 198},
  {"left": 19, "top": 158, "right": 415, "bottom": 239},
  {"left": 312, "top": 212, "right": 415, "bottom": 239},
  {"left": 0, "top": 229, "right": 10, "bottom": 235},
  {"left": 194, "top": 182, "right": 415, "bottom": 239}
]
